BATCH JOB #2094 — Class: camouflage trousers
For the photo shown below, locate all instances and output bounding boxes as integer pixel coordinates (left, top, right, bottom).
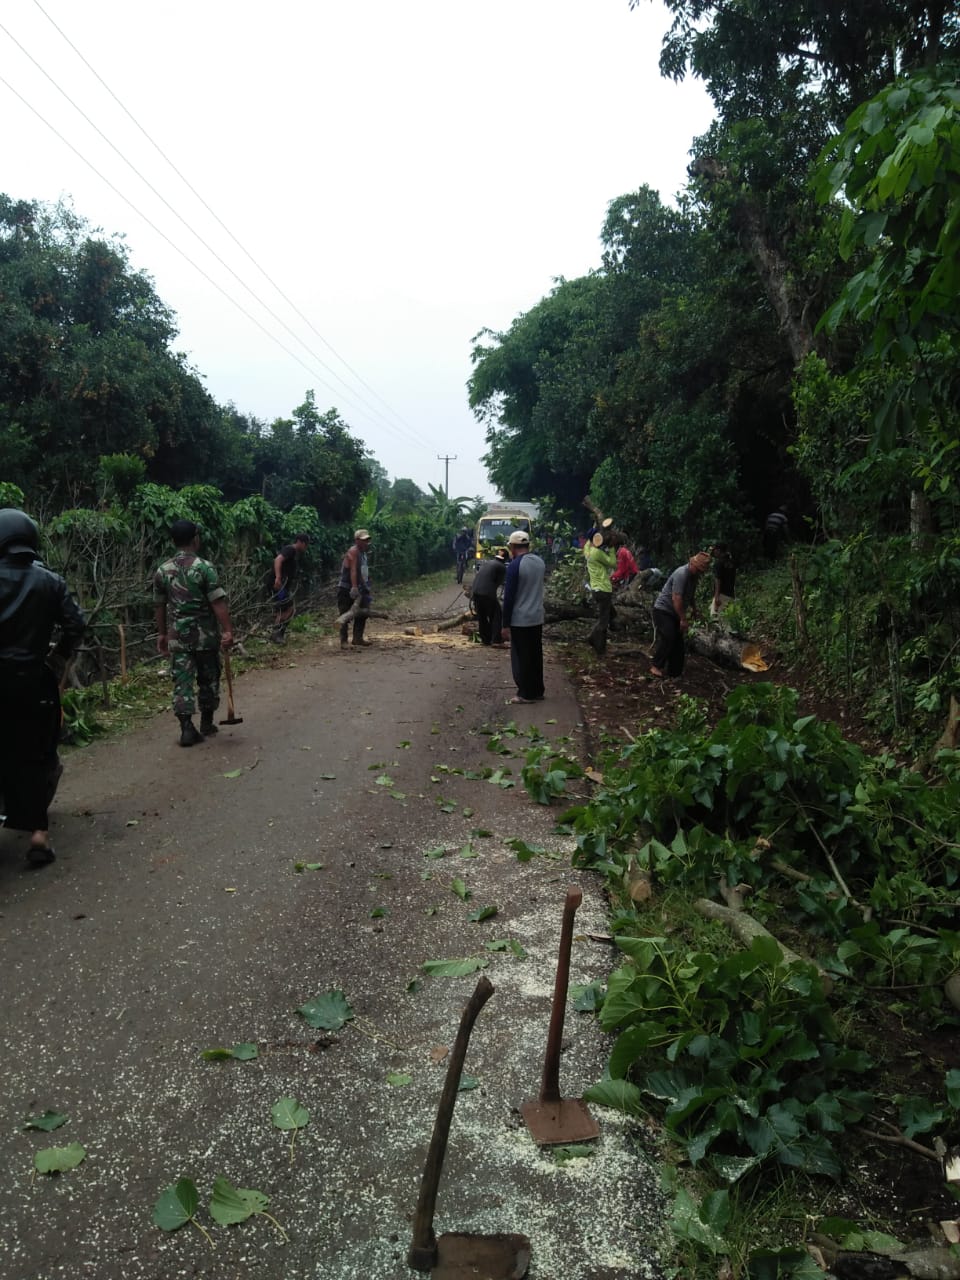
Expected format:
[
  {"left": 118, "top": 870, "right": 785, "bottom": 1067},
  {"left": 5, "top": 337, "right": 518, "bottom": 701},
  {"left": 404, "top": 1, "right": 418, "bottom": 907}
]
[{"left": 170, "top": 648, "right": 221, "bottom": 717}]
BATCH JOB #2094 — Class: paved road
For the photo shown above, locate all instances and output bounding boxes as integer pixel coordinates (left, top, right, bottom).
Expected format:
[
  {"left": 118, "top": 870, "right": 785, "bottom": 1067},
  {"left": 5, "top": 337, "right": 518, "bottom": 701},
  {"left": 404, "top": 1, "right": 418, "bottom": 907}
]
[{"left": 0, "top": 593, "right": 662, "bottom": 1280}]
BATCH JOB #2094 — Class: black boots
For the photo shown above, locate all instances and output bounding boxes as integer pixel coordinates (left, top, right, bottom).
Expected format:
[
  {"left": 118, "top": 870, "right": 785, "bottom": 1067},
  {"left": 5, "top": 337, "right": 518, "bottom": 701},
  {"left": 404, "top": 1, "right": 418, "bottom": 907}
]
[
  {"left": 178, "top": 715, "right": 203, "bottom": 747},
  {"left": 199, "top": 710, "right": 218, "bottom": 736}
]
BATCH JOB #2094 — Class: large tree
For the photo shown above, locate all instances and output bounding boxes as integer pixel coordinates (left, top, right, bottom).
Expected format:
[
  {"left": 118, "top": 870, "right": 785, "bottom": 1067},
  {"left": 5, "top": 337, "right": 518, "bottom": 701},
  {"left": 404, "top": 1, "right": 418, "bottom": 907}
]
[{"left": 0, "top": 196, "right": 229, "bottom": 501}]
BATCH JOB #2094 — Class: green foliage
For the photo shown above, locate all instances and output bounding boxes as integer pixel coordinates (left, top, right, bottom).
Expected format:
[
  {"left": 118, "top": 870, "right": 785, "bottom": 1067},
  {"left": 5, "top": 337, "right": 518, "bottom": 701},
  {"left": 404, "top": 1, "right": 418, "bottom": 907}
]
[
  {"left": 23, "top": 1111, "right": 68, "bottom": 1132},
  {"left": 208, "top": 1176, "right": 270, "bottom": 1227},
  {"left": 153, "top": 1178, "right": 203, "bottom": 1234},
  {"left": 563, "top": 682, "right": 960, "bottom": 1012},
  {"left": 96, "top": 453, "right": 146, "bottom": 501},
  {"left": 60, "top": 686, "right": 107, "bottom": 745},
  {"left": 816, "top": 69, "right": 960, "bottom": 441},
  {"left": 520, "top": 743, "right": 583, "bottom": 805},
  {"left": 296, "top": 990, "right": 354, "bottom": 1031},
  {"left": 600, "top": 933, "right": 871, "bottom": 1175},
  {"left": 0, "top": 481, "right": 25, "bottom": 508},
  {"left": 34, "top": 1142, "right": 87, "bottom": 1174}
]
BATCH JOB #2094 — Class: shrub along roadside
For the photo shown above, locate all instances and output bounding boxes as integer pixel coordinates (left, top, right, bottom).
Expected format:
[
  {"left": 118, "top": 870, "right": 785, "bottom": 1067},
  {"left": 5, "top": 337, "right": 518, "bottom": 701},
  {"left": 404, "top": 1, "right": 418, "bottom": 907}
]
[
  {"left": 4, "top": 478, "right": 465, "bottom": 700},
  {"left": 527, "top": 683, "right": 960, "bottom": 1276}
]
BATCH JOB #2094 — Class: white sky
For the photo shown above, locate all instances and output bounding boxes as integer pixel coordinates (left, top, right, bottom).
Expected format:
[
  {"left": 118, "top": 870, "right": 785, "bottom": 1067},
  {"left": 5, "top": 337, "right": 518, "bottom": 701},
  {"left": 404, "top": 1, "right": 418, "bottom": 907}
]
[{"left": 2, "top": 0, "right": 714, "bottom": 504}]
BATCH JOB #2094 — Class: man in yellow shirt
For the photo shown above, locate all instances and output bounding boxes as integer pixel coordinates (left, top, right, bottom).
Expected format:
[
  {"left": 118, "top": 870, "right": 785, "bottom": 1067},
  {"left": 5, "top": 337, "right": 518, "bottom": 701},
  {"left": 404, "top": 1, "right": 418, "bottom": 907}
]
[{"left": 584, "top": 534, "right": 618, "bottom": 655}]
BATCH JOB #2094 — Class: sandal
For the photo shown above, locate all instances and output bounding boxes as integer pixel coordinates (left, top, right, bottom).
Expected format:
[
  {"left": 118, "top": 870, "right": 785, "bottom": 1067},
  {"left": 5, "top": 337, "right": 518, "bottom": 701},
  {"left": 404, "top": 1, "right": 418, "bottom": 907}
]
[
  {"left": 509, "top": 696, "right": 535, "bottom": 704},
  {"left": 26, "top": 844, "right": 56, "bottom": 868}
]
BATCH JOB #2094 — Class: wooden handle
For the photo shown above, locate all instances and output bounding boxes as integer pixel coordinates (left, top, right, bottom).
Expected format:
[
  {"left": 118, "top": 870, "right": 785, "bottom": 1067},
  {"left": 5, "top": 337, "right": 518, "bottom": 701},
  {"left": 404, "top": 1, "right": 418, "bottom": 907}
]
[
  {"left": 222, "top": 652, "right": 235, "bottom": 712},
  {"left": 539, "top": 887, "right": 582, "bottom": 1105},
  {"left": 408, "top": 976, "right": 495, "bottom": 1271}
]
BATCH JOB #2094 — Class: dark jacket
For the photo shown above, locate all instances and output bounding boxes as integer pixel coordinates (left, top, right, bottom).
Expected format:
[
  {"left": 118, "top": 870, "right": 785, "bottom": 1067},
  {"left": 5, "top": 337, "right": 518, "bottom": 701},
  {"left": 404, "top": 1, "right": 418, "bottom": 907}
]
[
  {"left": 0, "top": 555, "right": 86, "bottom": 664},
  {"left": 471, "top": 557, "right": 506, "bottom": 599}
]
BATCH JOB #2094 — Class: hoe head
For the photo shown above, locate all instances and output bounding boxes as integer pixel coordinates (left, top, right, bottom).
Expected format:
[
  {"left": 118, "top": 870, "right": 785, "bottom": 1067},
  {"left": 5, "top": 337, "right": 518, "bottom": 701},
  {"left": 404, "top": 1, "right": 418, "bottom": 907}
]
[
  {"left": 410, "top": 1231, "right": 531, "bottom": 1278},
  {"left": 520, "top": 1097, "right": 600, "bottom": 1147}
]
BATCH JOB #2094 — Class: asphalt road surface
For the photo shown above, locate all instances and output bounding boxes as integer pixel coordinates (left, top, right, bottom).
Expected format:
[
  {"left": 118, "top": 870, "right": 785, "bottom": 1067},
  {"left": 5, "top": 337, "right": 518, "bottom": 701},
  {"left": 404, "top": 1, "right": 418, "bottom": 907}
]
[{"left": 0, "top": 588, "right": 663, "bottom": 1280}]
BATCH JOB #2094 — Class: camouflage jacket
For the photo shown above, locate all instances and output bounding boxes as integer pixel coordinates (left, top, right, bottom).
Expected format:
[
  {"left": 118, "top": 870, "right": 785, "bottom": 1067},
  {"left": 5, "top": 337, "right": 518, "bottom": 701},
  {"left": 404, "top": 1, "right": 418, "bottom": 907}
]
[{"left": 152, "top": 552, "right": 226, "bottom": 651}]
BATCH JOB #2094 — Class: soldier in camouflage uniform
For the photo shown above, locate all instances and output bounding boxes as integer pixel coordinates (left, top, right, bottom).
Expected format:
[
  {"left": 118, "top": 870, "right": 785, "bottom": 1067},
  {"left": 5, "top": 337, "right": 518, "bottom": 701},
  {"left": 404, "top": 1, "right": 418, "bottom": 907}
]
[{"left": 153, "top": 520, "right": 234, "bottom": 747}]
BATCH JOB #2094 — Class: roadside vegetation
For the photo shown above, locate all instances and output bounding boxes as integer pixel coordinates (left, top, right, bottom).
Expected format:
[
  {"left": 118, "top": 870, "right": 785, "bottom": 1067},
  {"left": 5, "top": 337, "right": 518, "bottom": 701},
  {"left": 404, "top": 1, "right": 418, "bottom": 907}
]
[{"left": 4, "top": 1, "right": 960, "bottom": 1275}]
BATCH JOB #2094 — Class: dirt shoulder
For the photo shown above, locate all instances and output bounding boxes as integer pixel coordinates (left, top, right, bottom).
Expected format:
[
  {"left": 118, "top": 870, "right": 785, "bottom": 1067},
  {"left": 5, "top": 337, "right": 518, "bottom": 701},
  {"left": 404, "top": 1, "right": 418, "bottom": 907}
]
[{"left": 0, "top": 584, "right": 661, "bottom": 1280}]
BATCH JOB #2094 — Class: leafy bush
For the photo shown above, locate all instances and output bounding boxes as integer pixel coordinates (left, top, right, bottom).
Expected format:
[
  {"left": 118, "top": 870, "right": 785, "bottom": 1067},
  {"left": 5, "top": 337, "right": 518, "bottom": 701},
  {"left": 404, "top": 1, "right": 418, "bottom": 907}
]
[{"left": 600, "top": 933, "right": 872, "bottom": 1177}]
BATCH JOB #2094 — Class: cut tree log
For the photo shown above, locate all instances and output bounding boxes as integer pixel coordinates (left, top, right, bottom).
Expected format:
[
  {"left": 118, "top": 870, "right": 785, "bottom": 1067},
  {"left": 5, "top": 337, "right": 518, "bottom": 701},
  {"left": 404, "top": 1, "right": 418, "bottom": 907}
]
[
  {"left": 694, "top": 898, "right": 832, "bottom": 991},
  {"left": 437, "top": 612, "right": 472, "bottom": 632},
  {"left": 335, "top": 603, "right": 391, "bottom": 626},
  {"left": 688, "top": 628, "right": 768, "bottom": 672}
]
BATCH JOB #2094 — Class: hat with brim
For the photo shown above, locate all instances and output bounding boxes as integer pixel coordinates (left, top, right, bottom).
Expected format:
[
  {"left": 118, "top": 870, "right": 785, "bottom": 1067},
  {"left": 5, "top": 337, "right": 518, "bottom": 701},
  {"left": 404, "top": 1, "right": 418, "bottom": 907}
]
[
  {"left": 354, "top": 529, "right": 371, "bottom": 541},
  {"left": 507, "top": 531, "right": 530, "bottom": 546}
]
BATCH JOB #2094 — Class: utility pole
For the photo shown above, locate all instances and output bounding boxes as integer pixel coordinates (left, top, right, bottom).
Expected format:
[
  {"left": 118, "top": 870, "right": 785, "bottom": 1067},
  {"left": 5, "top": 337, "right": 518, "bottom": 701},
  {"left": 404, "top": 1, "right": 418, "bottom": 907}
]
[{"left": 437, "top": 454, "right": 457, "bottom": 496}]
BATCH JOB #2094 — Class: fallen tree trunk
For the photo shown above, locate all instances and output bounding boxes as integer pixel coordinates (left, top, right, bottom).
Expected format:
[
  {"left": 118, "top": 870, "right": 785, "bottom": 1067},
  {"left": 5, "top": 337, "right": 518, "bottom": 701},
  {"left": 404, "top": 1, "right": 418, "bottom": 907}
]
[
  {"left": 335, "top": 604, "right": 391, "bottom": 626},
  {"left": 695, "top": 898, "right": 831, "bottom": 990},
  {"left": 688, "top": 628, "right": 768, "bottom": 672},
  {"left": 437, "top": 612, "right": 472, "bottom": 632},
  {"left": 544, "top": 601, "right": 593, "bottom": 622}
]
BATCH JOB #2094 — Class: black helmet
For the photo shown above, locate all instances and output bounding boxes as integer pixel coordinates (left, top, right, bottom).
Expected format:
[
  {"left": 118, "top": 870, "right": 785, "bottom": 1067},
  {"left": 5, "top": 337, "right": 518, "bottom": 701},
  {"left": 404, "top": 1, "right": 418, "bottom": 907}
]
[{"left": 0, "top": 508, "right": 40, "bottom": 557}]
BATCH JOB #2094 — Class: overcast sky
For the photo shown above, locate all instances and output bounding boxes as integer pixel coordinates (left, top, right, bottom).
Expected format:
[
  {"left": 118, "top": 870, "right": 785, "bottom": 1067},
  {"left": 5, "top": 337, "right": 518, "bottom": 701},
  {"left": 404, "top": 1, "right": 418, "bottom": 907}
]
[{"left": 2, "top": 0, "right": 714, "bottom": 504}]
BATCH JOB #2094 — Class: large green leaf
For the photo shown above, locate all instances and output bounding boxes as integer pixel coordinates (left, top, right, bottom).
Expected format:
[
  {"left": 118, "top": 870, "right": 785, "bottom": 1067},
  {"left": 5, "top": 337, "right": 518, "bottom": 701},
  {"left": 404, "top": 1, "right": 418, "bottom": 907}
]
[
  {"left": 583, "top": 1078, "right": 643, "bottom": 1114},
  {"left": 271, "top": 1097, "right": 309, "bottom": 1131},
  {"left": 153, "top": 1177, "right": 200, "bottom": 1231},
  {"left": 421, "top": 957, "right": 488, "bottom": 977},
  {"left": 23, "top": 1110, "right": 68, "bottom": 1132},
  {"left": 34, "top": 1142, "right": 86, "bottom": 1174},
  {"left": 209, "top": 1175, "right": 270, "bottom": 1226},
  {"left": 670, "top": 1187, "right": 728, "bottom": 1254},
  {"left": 297, "top": 990, "right": 354, "bottom": 1030}
]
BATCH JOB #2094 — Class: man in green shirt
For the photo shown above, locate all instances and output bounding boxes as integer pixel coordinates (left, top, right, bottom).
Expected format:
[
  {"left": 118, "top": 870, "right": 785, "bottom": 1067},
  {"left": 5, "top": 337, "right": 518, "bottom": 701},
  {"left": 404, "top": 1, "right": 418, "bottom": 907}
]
[
  {"left": 584, "top": 533, "right": 618, "bottom": 655},
  {"left": 153, "top": 520, "right": 234, "bottom": 746}
]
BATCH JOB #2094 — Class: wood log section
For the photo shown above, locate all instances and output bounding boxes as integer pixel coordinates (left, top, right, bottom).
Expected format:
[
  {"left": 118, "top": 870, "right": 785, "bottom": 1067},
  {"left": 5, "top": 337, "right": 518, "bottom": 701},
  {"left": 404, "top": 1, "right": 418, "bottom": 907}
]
[
  {"left": 695, "top": 898, "right": 831, "bottom": 991},
  {"left": 334, "top": 603, "right": 391, "bottom": 626},
  {"left": 437, "top": 612, "right": 472, "bottom": 632},
  {"left": 688, "top": 629, "right": 768, "bottom": 672}
]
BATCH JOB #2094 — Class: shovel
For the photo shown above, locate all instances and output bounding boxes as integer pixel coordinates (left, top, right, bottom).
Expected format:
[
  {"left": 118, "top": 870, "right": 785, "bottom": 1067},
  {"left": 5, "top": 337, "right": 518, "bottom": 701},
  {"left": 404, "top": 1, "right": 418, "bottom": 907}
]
[
  {"left": 521, "top": 886, "right": 600, "bottom": 1146},
  {"left": 409, "top": 976, "right": 530, "bottom": 1278},
  {"left": 218, "top": 653, "right": 243, "bottom": 725}
]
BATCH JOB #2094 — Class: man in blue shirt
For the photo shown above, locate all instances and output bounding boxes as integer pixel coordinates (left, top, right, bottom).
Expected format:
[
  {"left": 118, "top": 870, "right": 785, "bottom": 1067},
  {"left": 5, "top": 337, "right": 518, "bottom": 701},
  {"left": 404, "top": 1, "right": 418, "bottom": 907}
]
[{"left": 501, "top": 530, "right": 545, "bottom": 703}]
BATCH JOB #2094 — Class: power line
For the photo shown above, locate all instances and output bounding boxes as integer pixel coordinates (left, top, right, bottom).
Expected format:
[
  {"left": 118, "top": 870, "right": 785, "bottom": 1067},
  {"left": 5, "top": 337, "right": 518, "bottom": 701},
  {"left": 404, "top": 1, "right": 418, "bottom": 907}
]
[
  {"left": 0, "top": 71, "right": 362, "bottom": 412},
  {"left": 31, "top": 0, "right": 426, "bottom": 446},
  {"left": 1, "top": 15, "right": 439, "bottom": 454}
]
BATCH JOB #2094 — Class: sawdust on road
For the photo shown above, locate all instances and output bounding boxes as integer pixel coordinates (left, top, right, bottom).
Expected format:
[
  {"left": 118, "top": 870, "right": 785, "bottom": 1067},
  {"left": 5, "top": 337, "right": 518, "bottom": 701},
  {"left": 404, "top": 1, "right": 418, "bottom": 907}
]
[{"left": 0, "top": 583, "right": 664, "bottom": 1280}]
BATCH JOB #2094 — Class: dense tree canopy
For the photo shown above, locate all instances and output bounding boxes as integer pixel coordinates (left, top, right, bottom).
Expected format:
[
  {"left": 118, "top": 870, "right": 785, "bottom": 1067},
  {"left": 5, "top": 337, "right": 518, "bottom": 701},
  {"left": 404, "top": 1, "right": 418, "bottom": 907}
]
[{"left": 0, "top": 197, "right": 378, "bottom": 522}]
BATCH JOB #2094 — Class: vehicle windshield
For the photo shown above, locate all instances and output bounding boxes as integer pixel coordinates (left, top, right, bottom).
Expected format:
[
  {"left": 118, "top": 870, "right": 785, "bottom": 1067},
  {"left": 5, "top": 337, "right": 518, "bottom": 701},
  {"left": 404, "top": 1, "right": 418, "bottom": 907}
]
[{"left": 478, "top": 517, "right": 530, "bottom": 543}]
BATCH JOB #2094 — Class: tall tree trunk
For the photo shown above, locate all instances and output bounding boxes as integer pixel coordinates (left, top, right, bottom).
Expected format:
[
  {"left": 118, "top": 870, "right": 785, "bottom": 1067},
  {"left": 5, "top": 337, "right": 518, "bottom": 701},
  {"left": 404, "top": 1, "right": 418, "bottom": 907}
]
[{"left": 733, "top": 198, "right": 817, "bottom": 365}]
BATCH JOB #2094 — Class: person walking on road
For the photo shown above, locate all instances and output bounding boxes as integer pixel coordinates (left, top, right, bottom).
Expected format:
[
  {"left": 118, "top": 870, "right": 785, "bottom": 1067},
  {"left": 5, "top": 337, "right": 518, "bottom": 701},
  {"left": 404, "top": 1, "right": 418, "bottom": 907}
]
[
  {"left": 501, "top": 530, "right": 545, "bottom": 703},
  {"left": 270, "top": 532, "right": 310, "bottom": 644},
  {"left": 453, "top": 527, "right": 473, "bottom": 584},
  {"left": 650, "top": 550, "right": 711, "bottom": 678},
  {"left": 471, "top": 547, "right": 508, "bottom": 645},
  {"left": 153, "top": 519, "right": 234, "bottom": 747},
  {"left": 585, "top": 532, "right": 618, "bottom": 655},
  {"left": 338, "top": 529, "right": 373, "bottom": 649},
  {"left": 0, "top": 508, "right": 86, "bottom": 866}
]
